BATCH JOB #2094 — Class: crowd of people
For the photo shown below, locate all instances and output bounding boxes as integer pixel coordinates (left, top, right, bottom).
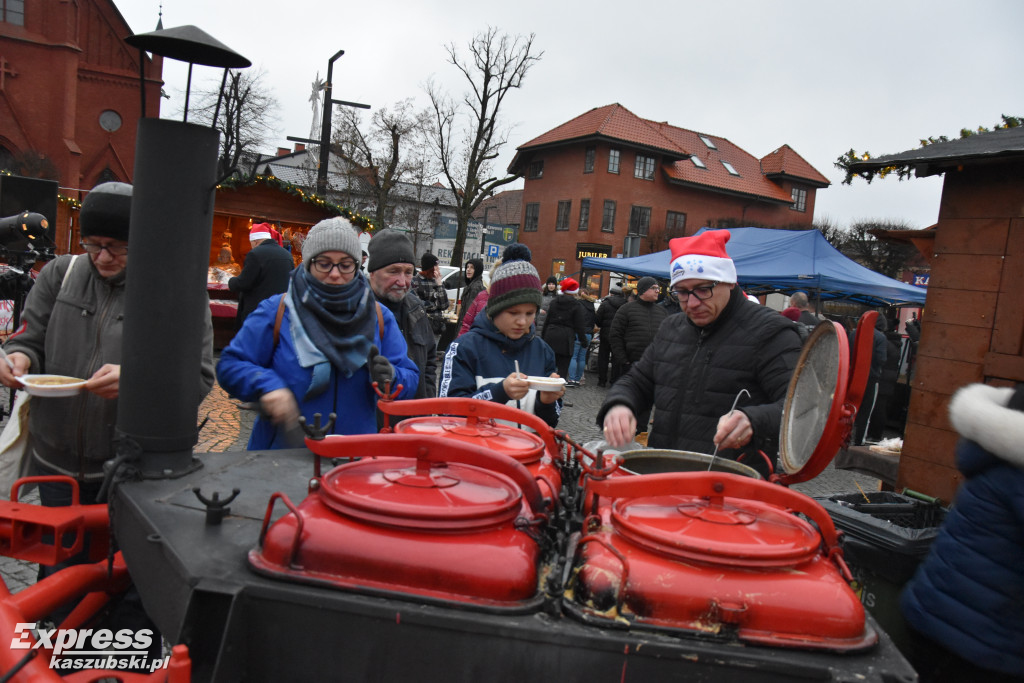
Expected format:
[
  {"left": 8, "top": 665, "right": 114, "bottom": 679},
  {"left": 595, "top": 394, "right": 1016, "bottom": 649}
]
[{"left": 5, "top": 185, "right": 1015, "bottom": 680}]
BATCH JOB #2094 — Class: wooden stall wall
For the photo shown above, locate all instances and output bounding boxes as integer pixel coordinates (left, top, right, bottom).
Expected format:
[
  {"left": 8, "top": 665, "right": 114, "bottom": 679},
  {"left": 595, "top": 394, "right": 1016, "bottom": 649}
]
[{"left": 899, "top": 160, "right": 1024, "bottom": 502}]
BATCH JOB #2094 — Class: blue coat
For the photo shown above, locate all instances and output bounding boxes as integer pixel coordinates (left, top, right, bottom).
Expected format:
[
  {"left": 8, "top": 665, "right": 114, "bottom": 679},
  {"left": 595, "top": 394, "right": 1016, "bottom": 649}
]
[
  {"left": 900, "top": 384, "right": 1024, "bottom": 676},
  {"left": 439, "top": 315, "right": 560, "bottom": 427},
  {"left": 217, "top": 293, "right": 419, "bottom": 449}
]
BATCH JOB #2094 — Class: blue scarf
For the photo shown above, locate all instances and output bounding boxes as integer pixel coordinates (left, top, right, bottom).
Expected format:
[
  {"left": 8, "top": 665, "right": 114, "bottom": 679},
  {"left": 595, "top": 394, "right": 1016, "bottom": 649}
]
[{"left": 285, "top": 268, "right": 377, "bottom": 399}]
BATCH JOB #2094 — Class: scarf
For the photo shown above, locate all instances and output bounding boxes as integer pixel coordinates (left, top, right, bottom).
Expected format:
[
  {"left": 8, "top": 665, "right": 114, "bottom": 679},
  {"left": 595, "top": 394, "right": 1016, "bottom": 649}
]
[{"left": 285, "top": 267, "right": 377, "bottom": 399}]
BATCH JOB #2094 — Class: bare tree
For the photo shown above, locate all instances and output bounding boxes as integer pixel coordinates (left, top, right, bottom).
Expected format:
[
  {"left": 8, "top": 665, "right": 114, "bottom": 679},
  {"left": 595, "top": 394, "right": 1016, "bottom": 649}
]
[
  {"left": 829, "top": 219, "right": 920, "bottom": 279},
  {"left": 427, "top": 28, "right": 542, "bottom": 267},
  {"left": 187, "top": 68, "right": 281, "bottom": 179},
  {"left": 333, "top": 99, "right": 431, "bottom": 231}
]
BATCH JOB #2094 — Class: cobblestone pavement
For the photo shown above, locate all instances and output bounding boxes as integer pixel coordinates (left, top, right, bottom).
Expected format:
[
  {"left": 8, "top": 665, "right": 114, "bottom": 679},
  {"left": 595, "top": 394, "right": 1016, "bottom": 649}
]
[{"left": 1, "top": 367, "right": 880, "bottom": 595}]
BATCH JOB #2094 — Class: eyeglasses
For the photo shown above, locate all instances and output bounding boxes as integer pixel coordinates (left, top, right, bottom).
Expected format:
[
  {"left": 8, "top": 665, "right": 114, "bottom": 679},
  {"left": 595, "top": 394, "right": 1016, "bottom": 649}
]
[
  {"left": 668, "top": 282, "right": 719, "bottom": 302},
  {"left": 311, "top": 258, "right": 357, "bottom": 275},
  {"left": 79, "top": 241, "right": 128, "bottom": 256}
]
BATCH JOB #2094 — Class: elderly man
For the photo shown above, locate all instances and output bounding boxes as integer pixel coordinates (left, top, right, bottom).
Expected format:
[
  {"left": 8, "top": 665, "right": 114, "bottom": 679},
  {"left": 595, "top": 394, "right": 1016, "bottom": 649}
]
[
  {"left": 367, "top": 229, "right": 437, "bottom": 398},
  {"left": 789, "top": 290, "right": 822, "bottom": 327},
  {"left": 598, "top": 230, "right": 801, "bottom": 476},
  {"left": 228, "top": 222, "right": 295, "bottom": 326}
]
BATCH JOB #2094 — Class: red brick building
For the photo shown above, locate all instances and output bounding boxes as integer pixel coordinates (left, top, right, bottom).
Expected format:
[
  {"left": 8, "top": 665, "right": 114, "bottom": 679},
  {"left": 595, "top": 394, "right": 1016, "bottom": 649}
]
[
  {"left": 0, "top": 0, "right": 163, "bottom": 190},
  {"left": 509, "top": 104, "right": 829, "bottom": 292}
]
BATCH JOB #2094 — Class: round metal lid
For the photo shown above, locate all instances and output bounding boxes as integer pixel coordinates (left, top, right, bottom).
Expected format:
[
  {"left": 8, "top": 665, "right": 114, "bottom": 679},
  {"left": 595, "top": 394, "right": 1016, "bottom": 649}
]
[
  {"left": 394, "top": 417, "right": 545, "bottom": 465},
  {"left": 610, "top": 494, "right": 821, "bottom": 567},
  {"left": 776, "top": 321, "right": 850, "bottom": 485},
  {"left": 319, "top": 457, "right": 524, "bottom": 531}
]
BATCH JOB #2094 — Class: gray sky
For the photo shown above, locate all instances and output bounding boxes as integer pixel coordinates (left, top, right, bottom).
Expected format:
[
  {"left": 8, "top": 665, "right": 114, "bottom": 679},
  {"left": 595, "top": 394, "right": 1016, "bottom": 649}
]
[{"left": 120, "top": 0, "right": 1024, "bottom": 230}]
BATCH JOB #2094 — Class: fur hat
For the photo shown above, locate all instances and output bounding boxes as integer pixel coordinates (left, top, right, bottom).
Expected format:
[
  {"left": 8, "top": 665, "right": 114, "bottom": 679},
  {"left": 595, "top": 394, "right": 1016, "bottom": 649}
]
[
  {"left": 421, "top": 252, "right": 439, "bottom": 271},
  {"left": 560, "top": 277, "right": 580, "bottom": 294},
  {"left": 80, "top": 182, "right": 132, "bottom": 241},
  {"left": 668, "top": 230, "right": 737, "bottom": 287},
  {"left": 636, "top": 276, "right": 658, "bottom": 296},
  {"left": 367, "top": 229, "right": 415, "bottom": 272},
  {"left": 486, "top": 259, "right": 543, "bottom": 318},
  {"left": 301, "top": 217, "right": 361, "bottom": 268},
  {"left": 249, "top": 223, "right": 273, "bottom": 242}
]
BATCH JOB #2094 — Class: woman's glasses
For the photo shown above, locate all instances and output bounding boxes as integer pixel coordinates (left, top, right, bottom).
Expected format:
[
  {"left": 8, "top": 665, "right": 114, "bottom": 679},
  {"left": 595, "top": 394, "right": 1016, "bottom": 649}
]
[{"left": 311, "top": 258, "right": 357, "bottom": 275}]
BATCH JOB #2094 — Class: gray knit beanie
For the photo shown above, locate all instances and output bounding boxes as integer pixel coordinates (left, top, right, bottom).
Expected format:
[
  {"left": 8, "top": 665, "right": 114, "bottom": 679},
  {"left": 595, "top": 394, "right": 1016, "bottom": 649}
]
[
  {"left": 301, "top": 217, "right": 362, "bottom": 269},
  {"left": 367, "top": 229, "right": 415, "bottom": 272},
  {"left": 80, "top": 182, "right": 132, "bottom": 241}
]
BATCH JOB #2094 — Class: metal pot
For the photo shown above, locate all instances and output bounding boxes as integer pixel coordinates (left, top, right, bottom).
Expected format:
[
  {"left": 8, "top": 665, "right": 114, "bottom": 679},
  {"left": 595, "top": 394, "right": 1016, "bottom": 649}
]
[{"left": 617, "top": 449, "right": 762, "bottom": 479}]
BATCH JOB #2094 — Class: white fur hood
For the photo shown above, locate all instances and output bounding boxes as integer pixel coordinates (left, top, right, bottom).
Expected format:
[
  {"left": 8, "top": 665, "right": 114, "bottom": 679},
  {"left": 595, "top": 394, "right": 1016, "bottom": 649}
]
[{"left": 949, "top": 383, "right": 1024, "bottom": 469}]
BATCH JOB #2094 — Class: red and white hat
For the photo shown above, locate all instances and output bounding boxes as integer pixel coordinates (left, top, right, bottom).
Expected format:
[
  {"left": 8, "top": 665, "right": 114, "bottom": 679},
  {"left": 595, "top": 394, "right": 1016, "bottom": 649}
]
[
  {"left": 249, "top": 222, "right": 273, "bottom": 241},
  {"left": 668, "top": 230, "right": 737, "bottom": 287},
  {"left": 560, "top": 277, "right": 579, "bottom": 294}
]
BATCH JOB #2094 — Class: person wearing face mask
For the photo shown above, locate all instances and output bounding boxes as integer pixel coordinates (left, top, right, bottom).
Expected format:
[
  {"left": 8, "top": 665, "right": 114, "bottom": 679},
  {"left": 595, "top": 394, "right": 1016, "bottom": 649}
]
[
  {"left": 217, "top": 217, "right": 419, "bottom": 449},
  {"left": 439, "top": 247, "right": 564, "bottom": 427},
  {"left": 367, "top": 229, "right": 437, "bottom": 398}
]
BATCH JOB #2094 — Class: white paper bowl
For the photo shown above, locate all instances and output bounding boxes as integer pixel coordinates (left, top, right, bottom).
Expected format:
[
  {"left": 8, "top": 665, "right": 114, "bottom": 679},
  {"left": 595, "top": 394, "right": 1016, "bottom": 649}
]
[
  {"left": 526, "top": 376, "right": 566, "bottom": 392},
  {"left": 18, "top": 374, "right": 87, "bottom": 397}
]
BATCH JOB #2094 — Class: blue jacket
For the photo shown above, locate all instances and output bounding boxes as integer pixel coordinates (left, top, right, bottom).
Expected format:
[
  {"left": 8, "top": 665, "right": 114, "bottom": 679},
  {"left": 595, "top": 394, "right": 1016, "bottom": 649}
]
[
  {"left": 439, "top": 315, "right": 560, "bottom": 427},
  {"left": 900, "top": 384, "right": 1024, "bottom": 676},
  {"left": 217, "top": 293, "right": 418, "bottom": 449}
]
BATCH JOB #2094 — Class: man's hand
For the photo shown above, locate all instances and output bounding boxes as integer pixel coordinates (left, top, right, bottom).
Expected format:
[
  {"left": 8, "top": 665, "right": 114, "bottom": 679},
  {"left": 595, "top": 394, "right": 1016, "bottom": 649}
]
[
  {"left": 85, "top": 364, "right": 120, "bottom": 399},
  {"left": 602, "top": 404, "right": 636, "bottom": 448},
  {"left": 714, "top": 410, "right": 753, "bottom": 451},
  {"left": 503, "top": 371, "right": 529, "bottom": 400},
  {"left": 0, "top": 351, "right": 29, "bottom": 389},
  {"left": 537, "top": 372, "right": 565, "bottom": 404},
  {"left": 259, "top": 388, "right": 300, "bottom": 427}
]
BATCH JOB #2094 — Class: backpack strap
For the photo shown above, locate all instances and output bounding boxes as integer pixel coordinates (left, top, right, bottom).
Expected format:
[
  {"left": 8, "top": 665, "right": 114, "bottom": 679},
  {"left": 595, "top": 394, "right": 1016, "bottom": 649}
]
[
  {"left": 272, "top": 297, "right": 385, "bottom": 350},
  {"left": 272, "top": 295, "right": 287, "bottom": 349},
  {"left": 60, "top": 254, "right": 80, "bottom": 292}
]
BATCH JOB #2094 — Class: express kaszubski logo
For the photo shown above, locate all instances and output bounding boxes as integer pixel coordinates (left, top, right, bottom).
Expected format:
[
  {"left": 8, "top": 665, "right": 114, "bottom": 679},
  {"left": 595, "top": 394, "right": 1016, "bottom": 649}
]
[{"left": 10, "top": 623, "right": 170, "bottom": 672}]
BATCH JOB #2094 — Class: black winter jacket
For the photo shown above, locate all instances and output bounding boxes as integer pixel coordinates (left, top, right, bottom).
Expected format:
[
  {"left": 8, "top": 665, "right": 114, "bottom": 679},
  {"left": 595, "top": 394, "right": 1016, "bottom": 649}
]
[
  {"left": 541, "top": 295, "right": 588, "bottom": 357},
  {"left": 609, "top": 300, "right": 668, "bottom": 364},
  {"left": 380, "top": 292, "right": 438, "bottom": 398},
  {"left": 598, "top": 287, "right": 801, "bottom": 460},
  {"left": 595, "top": 293, "right": 626, "bottom": 333},
  {"left": 229, "top": 240, "right": 295, "bottom": 324}
]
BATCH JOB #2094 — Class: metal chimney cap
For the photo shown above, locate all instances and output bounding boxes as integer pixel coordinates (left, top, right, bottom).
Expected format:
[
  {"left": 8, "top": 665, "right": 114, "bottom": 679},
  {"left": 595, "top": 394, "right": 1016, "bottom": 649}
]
[{"left": 126, "top": 25, "right": 251, "bottom": 69}]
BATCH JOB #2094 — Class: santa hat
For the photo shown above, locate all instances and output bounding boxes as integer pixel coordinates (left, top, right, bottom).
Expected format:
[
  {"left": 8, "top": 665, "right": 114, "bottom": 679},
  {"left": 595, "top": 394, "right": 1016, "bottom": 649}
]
[
  {"left": 560, "top": 277, "right": 579, "bottom": 294},
  {"left": 249, "top": 222, "right": 273, "bottom": 242},
  {"left": 668, "top": 230, "right": 737, "bottom": 287}
]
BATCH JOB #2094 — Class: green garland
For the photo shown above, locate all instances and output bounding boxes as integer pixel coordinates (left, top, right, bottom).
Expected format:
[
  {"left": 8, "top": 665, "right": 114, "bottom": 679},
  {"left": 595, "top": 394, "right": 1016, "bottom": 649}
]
[{"left": 217, "top": 174, "right": 375, "bottom": 232}]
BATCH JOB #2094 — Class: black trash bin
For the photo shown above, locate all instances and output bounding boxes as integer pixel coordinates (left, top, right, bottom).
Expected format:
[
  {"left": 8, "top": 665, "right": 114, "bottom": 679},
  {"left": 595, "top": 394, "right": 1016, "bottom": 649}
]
[{"left": 817, "top": 490, "right": 947, "bottom": 654}]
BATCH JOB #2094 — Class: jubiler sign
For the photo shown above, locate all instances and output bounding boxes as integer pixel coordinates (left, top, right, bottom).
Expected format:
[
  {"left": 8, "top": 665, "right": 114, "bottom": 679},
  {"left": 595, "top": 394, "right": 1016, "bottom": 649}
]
[{"left": 576, "top": 243, "right": 612, "bottom": 261}]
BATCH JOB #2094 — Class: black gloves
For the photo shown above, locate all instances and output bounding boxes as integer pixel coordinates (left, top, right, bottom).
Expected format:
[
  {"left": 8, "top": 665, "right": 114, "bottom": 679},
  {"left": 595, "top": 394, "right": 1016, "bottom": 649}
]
[{"left": 368, "top": 345, "right": 395, "bottom": 387}]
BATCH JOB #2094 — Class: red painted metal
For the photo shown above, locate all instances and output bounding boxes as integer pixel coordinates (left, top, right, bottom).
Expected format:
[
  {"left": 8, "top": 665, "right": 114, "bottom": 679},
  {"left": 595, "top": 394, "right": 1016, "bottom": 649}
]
[
  {"left": 250, "top": 433, "right": 550, "bottom": 609},
  {"left": 569, "top": 472, "right": 874, "bottom": 651}
]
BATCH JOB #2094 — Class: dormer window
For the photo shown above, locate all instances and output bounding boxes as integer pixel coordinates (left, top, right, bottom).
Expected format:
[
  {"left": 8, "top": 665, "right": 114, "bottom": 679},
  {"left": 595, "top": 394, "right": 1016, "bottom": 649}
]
[{"left": 721, "top": 160, "right": 739, "bottom": 176}]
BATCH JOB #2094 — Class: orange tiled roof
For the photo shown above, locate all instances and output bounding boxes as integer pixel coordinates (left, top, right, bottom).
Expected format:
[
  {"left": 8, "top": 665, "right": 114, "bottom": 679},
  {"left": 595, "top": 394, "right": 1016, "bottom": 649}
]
[
  {"left": 516, "top": 104, "right": 830, "bottom": 203},
  {"left": 517, "top": 104, "right": 689, "bottom": 157},
  {"left": 760, "top": 144, "right": 830, "bottom": 186}
]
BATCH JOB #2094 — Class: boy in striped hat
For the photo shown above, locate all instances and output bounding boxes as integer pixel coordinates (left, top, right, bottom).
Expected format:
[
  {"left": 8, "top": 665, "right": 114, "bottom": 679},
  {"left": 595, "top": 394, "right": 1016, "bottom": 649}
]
[{"left": 439, "top": 247, "right": 564, "bottom": 426}]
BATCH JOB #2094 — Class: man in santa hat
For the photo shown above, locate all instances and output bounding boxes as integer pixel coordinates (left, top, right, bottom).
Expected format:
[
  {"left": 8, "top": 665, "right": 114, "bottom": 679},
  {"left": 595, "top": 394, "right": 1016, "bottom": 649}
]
[
  {"left": 229, "top": 222, "right": 295, "bottom": 327},
  {"left": 597, "top": 230, "right": 802, "bottom": 477}
]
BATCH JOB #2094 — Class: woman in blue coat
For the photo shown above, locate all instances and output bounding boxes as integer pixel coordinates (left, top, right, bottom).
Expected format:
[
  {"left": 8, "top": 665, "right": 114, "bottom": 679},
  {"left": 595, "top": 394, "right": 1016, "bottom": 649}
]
[
  {"left": 218, "top": 217, "right": 418, "bottom": 449},
  {"left": 900, "top": 383, "right": 1024, "bottom": 682}
]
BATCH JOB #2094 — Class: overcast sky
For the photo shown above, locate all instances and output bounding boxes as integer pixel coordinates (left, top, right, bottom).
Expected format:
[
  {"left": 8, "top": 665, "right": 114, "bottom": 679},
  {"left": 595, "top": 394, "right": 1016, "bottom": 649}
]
[{"left": 119, "top": 0, "right": 1023, "bottom": 231}]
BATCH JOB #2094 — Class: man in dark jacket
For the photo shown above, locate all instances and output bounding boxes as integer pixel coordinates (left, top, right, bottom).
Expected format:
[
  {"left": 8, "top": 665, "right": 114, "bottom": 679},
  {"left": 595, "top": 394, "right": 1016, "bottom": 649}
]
[
  {"left": 595, "top": 282, "right": 628, "bottom": 387},
  {"left": 367, "top": 229, "right": 437, "bottom": 398},
  {"left": 229, "top": 222, "right": 294, "bottom": 326},
  {"left": 541, "top": 277, "right": 589, "bottom": 381},
  {"left": 599, "top": 231, "right": 801, "bottom": 476}
]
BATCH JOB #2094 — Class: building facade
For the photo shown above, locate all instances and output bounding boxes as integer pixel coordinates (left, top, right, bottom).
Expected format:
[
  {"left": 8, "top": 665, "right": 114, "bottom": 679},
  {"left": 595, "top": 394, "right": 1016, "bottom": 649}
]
[
  {"left": 0, "top": 0, "right": 163, "bottom": 191},
  {"left": 509, "top": 104, "right": 829, "bottom": 292}
]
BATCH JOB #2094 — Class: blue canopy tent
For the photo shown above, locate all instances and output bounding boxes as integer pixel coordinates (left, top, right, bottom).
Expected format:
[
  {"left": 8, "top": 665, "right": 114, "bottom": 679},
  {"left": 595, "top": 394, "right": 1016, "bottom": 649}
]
[{"left": 581, "top": 227, "right": 927, "bottom": 307}]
